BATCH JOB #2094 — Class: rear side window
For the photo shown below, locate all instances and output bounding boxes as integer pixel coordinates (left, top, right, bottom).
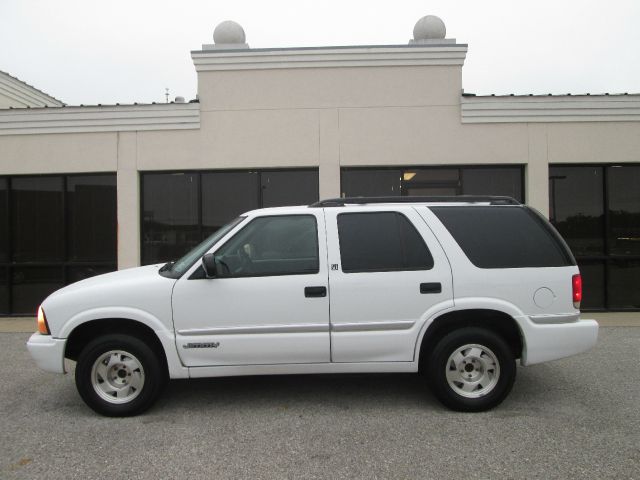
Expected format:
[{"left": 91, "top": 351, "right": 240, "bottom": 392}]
[
  {"left": 430, "top": 206, "right": 575, "bottom": 268},
  {"left": 337, "top": 212, "right": 434, "bottom": 273}
]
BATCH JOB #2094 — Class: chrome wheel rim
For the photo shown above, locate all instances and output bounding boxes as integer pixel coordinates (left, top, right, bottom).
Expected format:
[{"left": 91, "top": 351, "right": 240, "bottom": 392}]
[
  {"left": 445, "top": 344, "right": 500, "bottom": 398},
  {"left": 91, "top": 350, "right": 145, "bottom": 404}
]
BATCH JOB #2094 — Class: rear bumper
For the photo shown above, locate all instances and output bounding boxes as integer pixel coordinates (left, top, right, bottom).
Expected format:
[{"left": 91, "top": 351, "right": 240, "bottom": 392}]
[
  {"left": 26, "top": 333, "right": 66, "bottom": 374},
  {"left": 522, "top": 319, "right": 598, "bottom": 366}
]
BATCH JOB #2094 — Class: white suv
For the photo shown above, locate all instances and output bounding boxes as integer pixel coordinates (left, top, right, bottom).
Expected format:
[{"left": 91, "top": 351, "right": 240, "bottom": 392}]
[{"left": 27, "top": 196, "right": 598, "bottom": 416}]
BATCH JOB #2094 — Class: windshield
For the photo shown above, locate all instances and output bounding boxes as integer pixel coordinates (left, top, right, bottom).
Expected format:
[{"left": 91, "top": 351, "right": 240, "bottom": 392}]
[{"left": 159, "top": 216, "right": 245, "bottom": 279}]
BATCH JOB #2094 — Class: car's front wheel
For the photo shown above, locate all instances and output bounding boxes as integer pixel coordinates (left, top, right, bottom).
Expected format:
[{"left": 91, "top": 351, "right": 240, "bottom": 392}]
[
  {"left": 75, "top": 334, "right": 167, "bottom": 416},
  {"left": 428, "top": 327, "right": 516, "bottom": 412}
]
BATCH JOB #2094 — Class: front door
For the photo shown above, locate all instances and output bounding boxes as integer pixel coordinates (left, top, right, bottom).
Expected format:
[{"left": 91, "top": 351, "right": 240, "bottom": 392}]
[{"left": 172, "top": 212, "right": 330, "bottom": 367}]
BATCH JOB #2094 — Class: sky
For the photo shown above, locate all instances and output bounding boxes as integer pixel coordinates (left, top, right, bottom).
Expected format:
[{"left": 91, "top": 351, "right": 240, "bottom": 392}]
[{"left": 1, "top": 0, "right": 639, "bottom": 105}]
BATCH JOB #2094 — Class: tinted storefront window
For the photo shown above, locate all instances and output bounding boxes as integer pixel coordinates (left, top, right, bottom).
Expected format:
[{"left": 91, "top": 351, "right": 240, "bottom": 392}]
[
  {"left": 0, "top": 267, "right": 7, "bottom": 314},
  {"left": 202, "top": 172, "right": 258, "bottom": 237},
  {"left": 141, "top": 169, "right": 319, "bottom": 265},
  {"left": 142, "top": 173, "right": 200, "bottom": 265},
  {"left": 1, "top": 174, "right": 117, "bottom": 315},
  {"left": 341, "top": 169, "right": 401, "bottom": 198},
  {"left": 0, "top": 178, "right": 7, "bottom": 263},
  {"left": 608, "top": 166, "right": 640, "bottom": 257},
  {"left": 67, "top": 176, "right": 117, "bottom": 262},
  {"left": 550, "top": 165, "right": 640, "bottom": 310},
  {"left": 341, "top": 166, "right": 524, "bottom": 202},
  {"left": 11, "top": 176, "right": 64, "bottom": 263},
  {"left": 261, "top": 170, "right": 319, "bottom": 208},
  {"left": 549, "top": 166, "right": 604, "bottom": 256}
]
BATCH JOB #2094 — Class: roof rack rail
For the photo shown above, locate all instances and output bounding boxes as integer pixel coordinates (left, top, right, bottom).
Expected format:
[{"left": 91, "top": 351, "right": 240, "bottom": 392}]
[{"left": 309, "top": 195, "right": 520, "bottom": 208}]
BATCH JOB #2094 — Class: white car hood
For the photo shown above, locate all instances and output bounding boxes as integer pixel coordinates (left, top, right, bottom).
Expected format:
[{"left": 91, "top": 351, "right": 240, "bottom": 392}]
[{"left": 41, "top": 264, "right": 177, "bottom": 337}]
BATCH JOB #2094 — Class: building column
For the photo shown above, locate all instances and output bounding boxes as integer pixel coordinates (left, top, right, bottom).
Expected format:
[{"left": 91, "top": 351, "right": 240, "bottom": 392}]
[
  {"left": 318, "top": 109, "right": 341, "bottom": 199},
  {"left": 117, "top": 132, "right": 140, "bottom": 269},
  {"left": 526, "top": 124, "right": 549, "bottom": 217}
]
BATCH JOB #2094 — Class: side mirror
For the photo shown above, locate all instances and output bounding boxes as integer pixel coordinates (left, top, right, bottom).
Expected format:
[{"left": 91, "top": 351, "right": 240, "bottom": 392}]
[{"left": 201, "top": 253, "right": 217, "bottom": 278}]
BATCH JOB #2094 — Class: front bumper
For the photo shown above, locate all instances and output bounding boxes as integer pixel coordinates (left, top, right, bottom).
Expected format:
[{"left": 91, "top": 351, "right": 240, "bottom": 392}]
[
  {"left": 522, "top": 319, "right": 599, "bottom": 366},
  {"left": 26, "top": 333, "right": 66, "bottom": 374}
]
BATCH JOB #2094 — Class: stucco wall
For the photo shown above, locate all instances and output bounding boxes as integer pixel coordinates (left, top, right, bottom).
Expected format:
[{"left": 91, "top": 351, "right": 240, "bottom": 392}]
[{"left": 1, "top": 50, "right": 639, "bottom": 268}]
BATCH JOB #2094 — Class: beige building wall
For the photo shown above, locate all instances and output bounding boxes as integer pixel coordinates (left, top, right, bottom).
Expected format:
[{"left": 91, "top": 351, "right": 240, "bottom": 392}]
[{"left": 1, "top": 43, "right": 639, "bottom": 269}]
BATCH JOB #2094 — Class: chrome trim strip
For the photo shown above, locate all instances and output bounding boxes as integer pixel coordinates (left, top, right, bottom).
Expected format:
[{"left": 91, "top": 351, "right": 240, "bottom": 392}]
[
  {"left": 177, "top": 323, "right": 329, "bottom": 336},
  {"left": 331, "top": 321, "right": 416, "bottom": 332},
  {"left": 529, "top": 313, "right": 580, "bottom": 325}
]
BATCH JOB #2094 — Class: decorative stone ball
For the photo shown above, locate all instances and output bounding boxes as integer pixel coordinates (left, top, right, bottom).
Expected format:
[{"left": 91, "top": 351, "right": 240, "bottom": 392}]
[
  {"left": 413, "top": 15, "right": 446, "bottom": 40},
  {"left": 213, "top": 20, "right": 246, "bottom": 44}
]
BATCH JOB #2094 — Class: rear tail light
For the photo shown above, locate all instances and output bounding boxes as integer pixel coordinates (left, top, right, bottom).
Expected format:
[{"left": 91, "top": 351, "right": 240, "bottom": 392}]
[
  {"left": 572, "top": 274, "right": 582, "bottom": 309},
  {"left": 37, "top": 306, "right": 50, "bottom": 335}
]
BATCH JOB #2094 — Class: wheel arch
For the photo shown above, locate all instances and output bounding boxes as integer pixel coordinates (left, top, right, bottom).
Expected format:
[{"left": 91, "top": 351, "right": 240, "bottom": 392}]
[
  {"left": 417, "top": 308, "right": 524, "bottom": 371},
  {"left": 65, "top": 318, "right": 167, "bottom": 366}
]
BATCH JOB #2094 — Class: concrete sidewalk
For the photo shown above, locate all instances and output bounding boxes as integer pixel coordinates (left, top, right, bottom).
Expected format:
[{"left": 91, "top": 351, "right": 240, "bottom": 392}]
[{"left": 1, "top": 312, "right": 638, "bottom": 333}]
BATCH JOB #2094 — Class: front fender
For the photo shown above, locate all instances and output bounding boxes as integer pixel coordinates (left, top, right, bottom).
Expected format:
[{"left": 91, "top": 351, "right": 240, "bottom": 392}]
[
  {"left": 57, "top": 306, "right": 170, "bottom": 339},
  {"left": 58, "top": 307, "right": 188, "bottom": 379}
]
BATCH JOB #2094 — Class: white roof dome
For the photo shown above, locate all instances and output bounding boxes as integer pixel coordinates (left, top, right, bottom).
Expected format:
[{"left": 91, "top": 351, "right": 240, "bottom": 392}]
[
  {"left": 413, "top": 15, "right": 446, "bottom": 41},
  {"left": 213, "top": 20, "right": 246, "bottom": 45}
]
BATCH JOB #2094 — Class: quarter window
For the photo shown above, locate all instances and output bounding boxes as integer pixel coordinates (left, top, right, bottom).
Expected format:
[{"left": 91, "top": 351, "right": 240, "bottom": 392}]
[{"left": 337, "top": 212, "right": 434, "bottom": 273}]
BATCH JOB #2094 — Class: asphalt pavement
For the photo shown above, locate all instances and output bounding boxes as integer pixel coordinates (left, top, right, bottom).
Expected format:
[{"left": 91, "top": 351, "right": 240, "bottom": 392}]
[{"left": 1, "top": 328, "right": 638, "bottom": 480}]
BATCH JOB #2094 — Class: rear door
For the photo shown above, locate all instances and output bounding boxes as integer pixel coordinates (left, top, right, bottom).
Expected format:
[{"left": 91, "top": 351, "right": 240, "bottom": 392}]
[{"left": 325, "top": 206, "right": 453, "bottom": 363}]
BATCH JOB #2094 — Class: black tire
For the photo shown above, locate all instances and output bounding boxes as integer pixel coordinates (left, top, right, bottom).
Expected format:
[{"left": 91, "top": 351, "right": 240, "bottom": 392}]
[
  {"left": 75, "top": 334, "right": 167, "bottom": 417},
  {"left": 427, "top": 327, "right": 516, "bottom": 412}
]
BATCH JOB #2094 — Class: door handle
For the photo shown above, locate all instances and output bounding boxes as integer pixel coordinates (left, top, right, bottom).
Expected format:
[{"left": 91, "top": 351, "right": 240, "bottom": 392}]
[
  {"left": 420, "top": 282, "right": 442, "bottom": 294},
  {"left": 305, "top": 286, "right": 327, "bottom": 298}
]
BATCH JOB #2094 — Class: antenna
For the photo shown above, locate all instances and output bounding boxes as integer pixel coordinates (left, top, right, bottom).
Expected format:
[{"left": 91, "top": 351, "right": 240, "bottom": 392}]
[{"left": 165, "top": 88, "right": 169, "bottom": 103}]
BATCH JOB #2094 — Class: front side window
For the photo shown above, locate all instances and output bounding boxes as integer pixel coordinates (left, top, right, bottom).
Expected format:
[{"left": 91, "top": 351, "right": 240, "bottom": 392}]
[
  {"left": 337, "top": 212, "right": 434, "bottom": 273},
  {"left": 214, "top": 215, "right": 319, "bottom": 277}
]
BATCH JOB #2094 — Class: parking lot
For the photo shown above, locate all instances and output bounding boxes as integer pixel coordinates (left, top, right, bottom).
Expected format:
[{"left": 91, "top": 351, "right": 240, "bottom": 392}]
[{"left": 1, "top": 327, "right": 638, "bottom": 480}]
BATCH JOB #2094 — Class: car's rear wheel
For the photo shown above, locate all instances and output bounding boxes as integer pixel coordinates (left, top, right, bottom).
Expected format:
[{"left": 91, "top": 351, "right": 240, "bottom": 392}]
[
  {"left": 428, "top": 327, "right": 516, "bottom": 412},
  {"left": 75, "top": 334, "right": 167, "bottom": 416}
]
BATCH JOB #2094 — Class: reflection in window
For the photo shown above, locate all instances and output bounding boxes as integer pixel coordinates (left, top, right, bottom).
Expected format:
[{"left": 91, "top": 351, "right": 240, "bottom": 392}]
[
  {"left": 11, "top": 267, "right": 64, "bottom": 314},
  {"left": 202, "top": 172, "right": 258, "bottom": 237},
  {"left": 261, "top": 171, "right": 320, "bottom": 208},
  {"left": 1, "top": 174, "right": 117, "bottom": 315},
  {"left": 0, "top": 178, "right": 7, "bottom": 263},
  {"left": 0, "top": 267, "right": 7, "bottom": 314},
  {"left": 550, "top": 164, "right": 640, "bottom": 310},
  {"left": 67, "top": 176, "right": 117, "bottom": 262},
  {"left": 142, "top": 173, "right": 200, "bottom": 265},
  {"left": 342, "top": 169, "right": 401, "bottom": 198},
  {"left": 575, "top": 261, "right": 605, "bottom": 310},
  {"left": 549, "top": 166, "right": 604, "bottom": 256},
  {"left": 608, "top": 166, "right": 640, "bottom": 256},
  {"left": 141, "top": 170, "right": 319, "bottom": 266},
  {"left": 341, "top": 166, "right": 523, "bottom": 201},
  {"left": 608, "top": 260, "right": 640, "bottom": 309},
  {"left": 11, "top": 176, "right": 64, "bottom": 262}
]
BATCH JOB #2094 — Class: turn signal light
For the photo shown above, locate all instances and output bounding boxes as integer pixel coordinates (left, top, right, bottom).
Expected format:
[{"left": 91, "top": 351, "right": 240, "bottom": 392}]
[
  {"left": 572, "top": 274, "right": 582, "bottom": 310},
  {"left": 37, "top": 306, "right": 50, "bottom": 335}
]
